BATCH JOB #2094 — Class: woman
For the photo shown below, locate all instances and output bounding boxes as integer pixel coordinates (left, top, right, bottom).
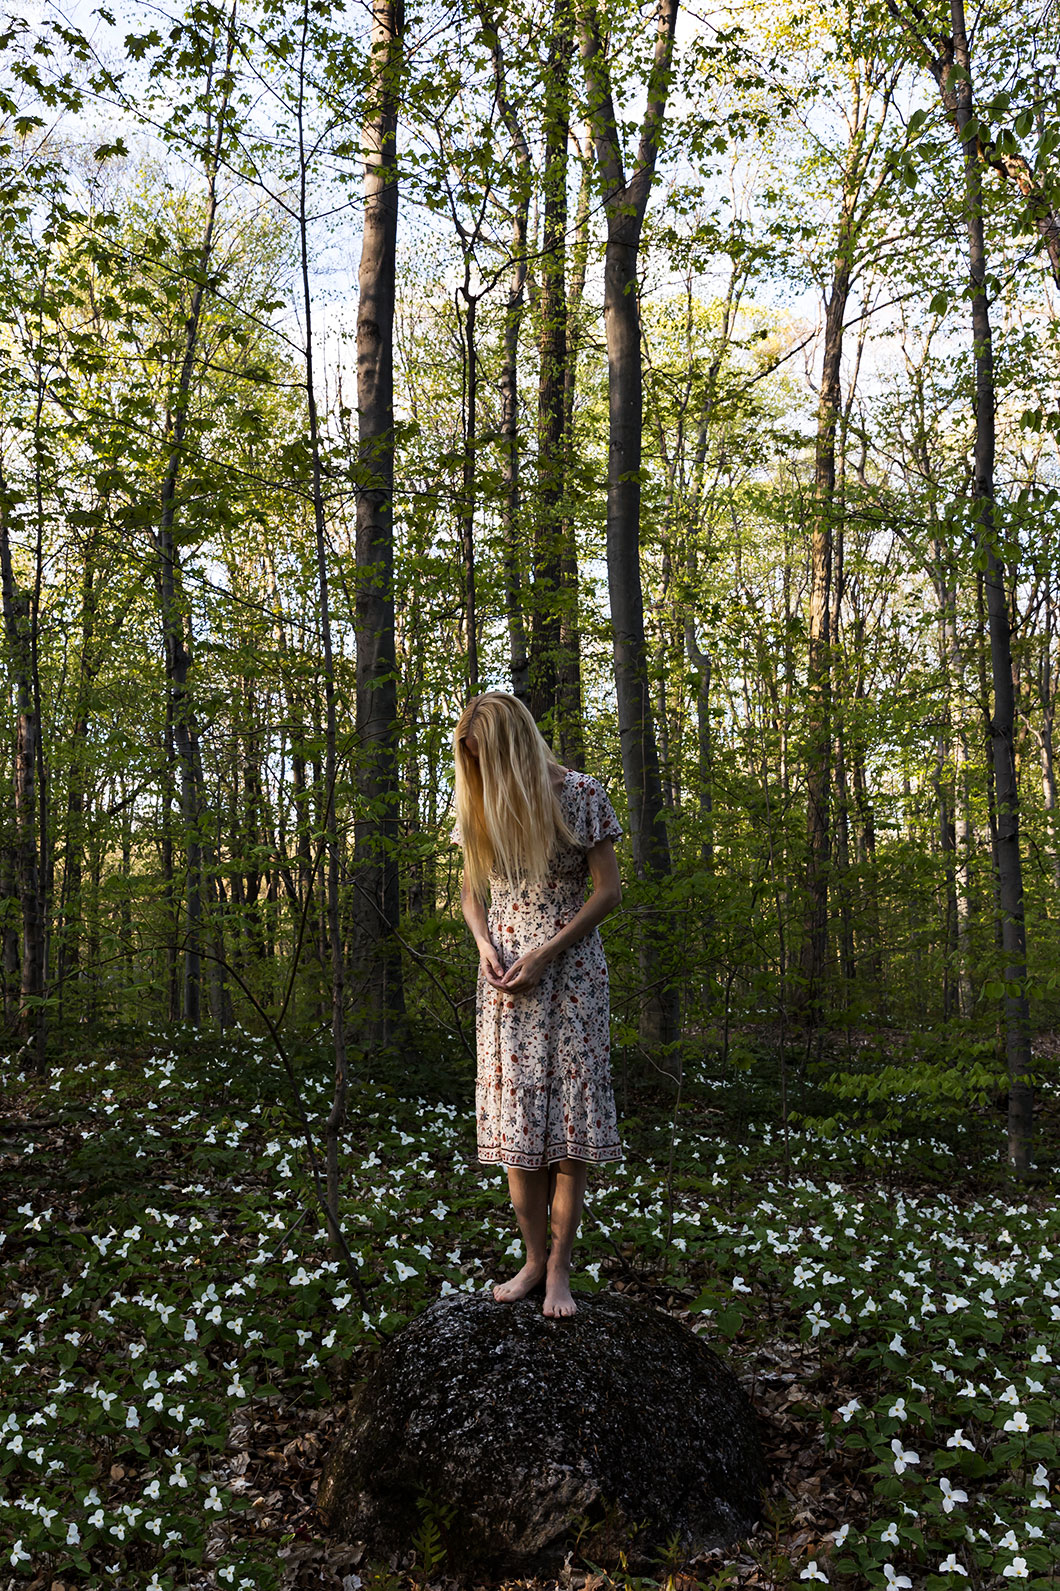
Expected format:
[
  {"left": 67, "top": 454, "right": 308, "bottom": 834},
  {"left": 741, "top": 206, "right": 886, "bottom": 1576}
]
[{"left": 452, "top": 691, "right": 624, "bottom": 1319}]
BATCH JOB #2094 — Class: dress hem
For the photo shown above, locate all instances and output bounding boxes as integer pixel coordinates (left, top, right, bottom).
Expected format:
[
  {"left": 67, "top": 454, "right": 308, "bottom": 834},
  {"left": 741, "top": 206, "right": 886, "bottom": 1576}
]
[{"left": 477, "top": 1142, "right": 624, "bottom": 1169}]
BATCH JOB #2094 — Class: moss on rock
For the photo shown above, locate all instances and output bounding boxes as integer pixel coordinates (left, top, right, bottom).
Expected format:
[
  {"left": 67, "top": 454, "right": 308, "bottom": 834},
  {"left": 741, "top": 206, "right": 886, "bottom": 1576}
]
[{"left": 316, "top": 1290, "right": 766, "bottom": 1577}]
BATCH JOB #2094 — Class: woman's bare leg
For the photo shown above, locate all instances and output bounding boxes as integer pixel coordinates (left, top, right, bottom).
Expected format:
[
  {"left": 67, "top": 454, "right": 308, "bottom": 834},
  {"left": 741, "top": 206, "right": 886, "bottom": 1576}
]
[
  {"left": 544, "top": 1158, "right": 588, "bottom": 1318},
  {"left": 493, "top": 1166, "right": 549, "bottom": 1301}
]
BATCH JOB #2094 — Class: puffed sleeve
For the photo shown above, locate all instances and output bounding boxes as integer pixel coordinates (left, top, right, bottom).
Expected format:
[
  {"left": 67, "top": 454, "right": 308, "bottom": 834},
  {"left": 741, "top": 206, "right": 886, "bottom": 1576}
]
[{"left": 577, "top": 776, "right": 623, "bottom": 848}]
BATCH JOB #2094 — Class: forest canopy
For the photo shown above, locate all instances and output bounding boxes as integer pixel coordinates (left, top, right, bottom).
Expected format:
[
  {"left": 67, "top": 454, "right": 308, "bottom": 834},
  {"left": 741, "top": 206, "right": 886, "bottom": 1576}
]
[{"left": 1, "top": 0, "right": 1059, "bottom": 1169}]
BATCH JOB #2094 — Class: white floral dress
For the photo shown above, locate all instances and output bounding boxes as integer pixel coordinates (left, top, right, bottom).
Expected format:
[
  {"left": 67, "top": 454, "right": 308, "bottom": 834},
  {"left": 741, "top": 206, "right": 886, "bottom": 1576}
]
[{"left": 455, "top": 770, "right": 625, "bottom": 1170}]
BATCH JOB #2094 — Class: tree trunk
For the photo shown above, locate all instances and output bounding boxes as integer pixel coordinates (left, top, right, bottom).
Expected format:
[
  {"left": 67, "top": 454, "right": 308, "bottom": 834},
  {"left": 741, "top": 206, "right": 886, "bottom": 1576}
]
[
  {"left": 296, "top": 0, "right": 352, "bottom": 1248},
  {"left": 797, "top": 236, "right": 850, "bottom": 1021},
  {"left": 932, "top": 544, "right": 975, "bottom": 1014},
  {"left": 948, "top": 0, "right": 1034, "bottom": 1171},
  {"left": 155, "top": 34, "right": 234, "bottom": 1026},
  {"left": 57, "top": 548, "right": 96, "bottom": 1013},
  {"left": 529, "top": 0, "right": 572, "bottom": 739},
  {"left": 1034, "top": 571, "right": 1060, "bottom": 894},
  {"left": 0, "top": 475, "right": 44, "bottom": 1048},
  {"left": 458, "top": 283, "right": 480, "bottom": 696},
  {"left": 578, "top": 0, "right": 680, "bottom": 1051},
  {"left": 352, "top": 0, "right": 406, "bottom": 1049},
  {"left": 1, "top": 841, "right": 19, "bottom": 1031},
  {"left": 557, "top": 137, "right": 593, "bottom": 769}
]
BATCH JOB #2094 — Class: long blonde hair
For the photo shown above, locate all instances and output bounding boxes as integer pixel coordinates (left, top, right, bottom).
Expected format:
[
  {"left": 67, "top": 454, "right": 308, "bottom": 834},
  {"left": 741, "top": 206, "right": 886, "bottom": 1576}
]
[{"left": 453, "top": 692, "right": 579, "bottom": 897}]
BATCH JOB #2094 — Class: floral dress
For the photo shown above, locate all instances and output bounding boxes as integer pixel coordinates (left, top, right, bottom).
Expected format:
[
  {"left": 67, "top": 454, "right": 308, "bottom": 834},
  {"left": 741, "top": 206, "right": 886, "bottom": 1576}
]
[{"left": 455, "top": 770, "right": 625, "bottom": 1170}]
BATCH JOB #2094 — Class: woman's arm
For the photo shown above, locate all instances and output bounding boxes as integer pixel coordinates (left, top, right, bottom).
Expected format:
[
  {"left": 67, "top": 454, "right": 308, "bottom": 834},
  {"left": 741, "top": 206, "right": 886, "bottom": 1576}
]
[
  {"left": 498, "top": 839, "right": 622, "bottom": 994},
  {"left": 460, "top": 877, "right": 506, "bottom": 988}
]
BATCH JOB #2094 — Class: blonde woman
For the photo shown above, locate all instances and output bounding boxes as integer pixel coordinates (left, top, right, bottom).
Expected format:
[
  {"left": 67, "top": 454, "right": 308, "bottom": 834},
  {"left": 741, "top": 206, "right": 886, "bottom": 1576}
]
[{"left": 451, "top": 692, "right": 624, "bottom": 1318}]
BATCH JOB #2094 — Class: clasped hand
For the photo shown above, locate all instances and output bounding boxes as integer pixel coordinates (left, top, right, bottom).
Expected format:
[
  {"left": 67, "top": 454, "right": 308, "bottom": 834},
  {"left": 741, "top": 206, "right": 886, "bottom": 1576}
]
[{"left": 478, "top": 941, "right": 551, "bottom": 994}]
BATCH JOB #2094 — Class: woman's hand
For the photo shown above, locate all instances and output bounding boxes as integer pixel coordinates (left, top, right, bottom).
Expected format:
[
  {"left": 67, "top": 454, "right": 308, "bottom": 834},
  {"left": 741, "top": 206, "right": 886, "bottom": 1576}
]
[
  {"left": 477, "top": 938, "right": 507, "bottom": 989},
  {"left": 498, "top": 946, "right": 552, "bottom": 994}
]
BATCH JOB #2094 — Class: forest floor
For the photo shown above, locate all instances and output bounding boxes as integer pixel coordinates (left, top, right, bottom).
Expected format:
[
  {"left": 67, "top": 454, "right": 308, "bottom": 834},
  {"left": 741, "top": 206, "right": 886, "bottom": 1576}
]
[{"left": 1, "top": 1025, "right": 1059, "bottom": 1591}]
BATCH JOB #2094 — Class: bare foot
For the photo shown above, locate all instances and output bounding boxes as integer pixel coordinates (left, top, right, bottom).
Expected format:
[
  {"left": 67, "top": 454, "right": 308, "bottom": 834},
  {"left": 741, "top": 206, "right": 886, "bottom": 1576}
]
[
  {"left": 543, "top": 1269, "right": 577, "bottom": 1318},
  {"left": 493, "top": 1260, "right": 546, "bottom": 1302}
]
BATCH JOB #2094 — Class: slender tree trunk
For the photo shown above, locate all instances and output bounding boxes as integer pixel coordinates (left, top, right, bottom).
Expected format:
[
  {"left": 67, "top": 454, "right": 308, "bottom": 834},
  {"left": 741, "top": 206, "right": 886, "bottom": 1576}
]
[
  {"left": 1035, "top": 573, "right": 1060, "bottom": 894},
  {"left": 155, "top": 30, "right": 235, "bottom": 1026},
  {"left": 491, "top": 53, "right": 531, "bottom": 702},
  {"left": 529, "top": 0, "right": 572, "bottom": 737},
  {"left": 557, "top": 137, "right": 593, "bottom": 769},
  {"left": 578, "top": 0, "right": 680, "bottom": 1051},
  {"left": 0, "top": 475, "right": 44, "bottom": 1048},
  {"left": 352, "top": 0, "right": 406, "bottom": 1049},
  {"left": 458, "top": 284, "right": 480, "bottom": 696},
  {"left": 849, "top": 614, "right": 883, "bottom": 993},
  {"left": 57, "top": 549, "right": 95, "bottom": 1011},
  {"left": 296, "top": 0, "right": 351, "bottom": 1247},
  {"left": 161, "top": 698, "right": 179, "bottom": 1022},
  {"left": 933, "top": 547, "right": 976, "bottom": 1013},
  {"left": 797, "top": 229, "right": 851, "bottom": 1021},
  {"left": 1039, "top": 719, "right": 1060, "bottom": 894},
  {"left": 685, "top": 609, "right": 714, "bottom": 870},
  {"left": 1, "top": 840, "right": 19, "bottom": 1031},
  {"left": 500, "top": 284, "right": 530, "bottom": 700},
  {"left": 934, "top": 734, "right": 959, "bottom": 1018},
  {"left": 948, "top": 0, "right": 1034, "bottom": 1170}
]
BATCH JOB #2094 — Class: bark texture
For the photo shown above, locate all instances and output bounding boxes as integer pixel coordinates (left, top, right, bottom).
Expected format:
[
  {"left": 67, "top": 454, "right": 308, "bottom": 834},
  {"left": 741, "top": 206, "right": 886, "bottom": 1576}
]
[
  {"left": 947, "top": 0, "right": 1034, "bottom": 1170},
  {"left": 578, "top": 0, "right": 680, "bottom": 1047},
  {"left": 352, "top": 0, "right": 406, "bottom": 1046}
]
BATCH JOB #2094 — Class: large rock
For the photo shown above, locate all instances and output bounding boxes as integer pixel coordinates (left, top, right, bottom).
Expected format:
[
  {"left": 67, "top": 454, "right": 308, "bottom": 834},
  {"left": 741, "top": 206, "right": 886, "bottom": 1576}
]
[{"left": 316, "top": 1290, "right": 766, "bottom": 1576}]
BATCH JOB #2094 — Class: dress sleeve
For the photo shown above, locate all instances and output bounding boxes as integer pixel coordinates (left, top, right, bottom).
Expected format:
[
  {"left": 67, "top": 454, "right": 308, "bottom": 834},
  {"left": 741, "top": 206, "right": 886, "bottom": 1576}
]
[{"left": 578, "top": 777, "right": 623, "bottom": 848}]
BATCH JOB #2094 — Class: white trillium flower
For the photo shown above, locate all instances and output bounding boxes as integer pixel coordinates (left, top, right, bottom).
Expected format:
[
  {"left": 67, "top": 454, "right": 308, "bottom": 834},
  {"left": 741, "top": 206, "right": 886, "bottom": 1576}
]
[
  {"left": 891, "top": 1438, "right": 919, "bottom": 1473},
  {"left": 938, "top": 1553, "right": 968, "bottom": 1574},
  {"left": 883, "top": 1564, "right": 912, "bottom": 1589},
  {"left": 947, "top": 1428, "right": 975, "bottom": 1451},
  {"left": 1030, "top": 1345, "right": 1051, "bottom": 1364},
  {"left": 1004, "top": 1411, "right": 1030, "bottom": 1433},
  {"left": 832, "top": 1524, "right": 850, "bottom": 1546},
  {"left": 999, "top": 1384, "right": 1021, "bottom": 1406},
  {"left": 800, "top": 1562, "right": 828, "bottom": 1582},
  {"left": 998, "top": 1531, "right": 1020, "bottom": 1551},
  {"left": 881, "top": 1522, "right": 900, "bottom": 1545},
  {"left": 1002, "top": 1558, "right": 1029, "bottom": 1578},
  {"left": 838, "top": 1399, "right": 861, "bottom": 1421},
  {"left": 940, "top": 1479, "right": 968, "bottom": 1513},
  {"left": 888, "top": 1397, "right": 907, "bottom": 1419}
]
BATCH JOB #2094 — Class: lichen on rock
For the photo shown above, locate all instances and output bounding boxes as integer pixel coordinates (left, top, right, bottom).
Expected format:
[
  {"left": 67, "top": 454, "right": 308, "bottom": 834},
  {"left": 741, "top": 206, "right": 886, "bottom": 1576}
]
[{"left": 316, "top": 1290, "right": 766, "bottom": 1577}]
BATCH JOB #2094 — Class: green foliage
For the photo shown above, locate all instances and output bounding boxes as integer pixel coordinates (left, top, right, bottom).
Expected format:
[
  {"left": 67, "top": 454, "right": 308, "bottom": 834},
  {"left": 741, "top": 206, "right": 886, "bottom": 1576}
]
[{"left": 2, "top": 1031, "right": 1059, "bottom": 1586}]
